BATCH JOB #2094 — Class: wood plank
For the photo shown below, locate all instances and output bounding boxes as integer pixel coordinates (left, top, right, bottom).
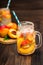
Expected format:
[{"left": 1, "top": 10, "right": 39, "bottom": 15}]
[
  {"left": 0, "top": 0, "right": 43, "bottom": 10},
  {"left": 14, "top": 1, "right": 43, "bottom": 10},
  {"left": 14, "top": 10, "right": 43, "bottom": 16},
  {"left": 31, "top": 49, "right": 43, "bottom": 65},
  {"left": 0, "top": 44, "right": 31, "bottom": 65}
]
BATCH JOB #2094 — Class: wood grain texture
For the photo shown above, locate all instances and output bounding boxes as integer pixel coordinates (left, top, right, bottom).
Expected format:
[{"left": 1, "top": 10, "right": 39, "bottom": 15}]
[
  {"left": 0, "top": 44, "right": 31, "bottom": 65},
  {"left": 0, "top": 0, "right": 43, "bottom": 10}
]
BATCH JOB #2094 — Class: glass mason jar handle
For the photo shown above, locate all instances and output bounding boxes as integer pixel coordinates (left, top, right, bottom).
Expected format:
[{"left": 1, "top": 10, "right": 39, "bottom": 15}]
[{"left": 35, "top": 31, "right": 42, "bottom": 49}]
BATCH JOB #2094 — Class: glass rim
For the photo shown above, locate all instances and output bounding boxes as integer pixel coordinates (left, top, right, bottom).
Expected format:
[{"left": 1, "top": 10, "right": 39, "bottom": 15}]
[{"left": 20, "top": 21, "right": 34, "bottom": 26}]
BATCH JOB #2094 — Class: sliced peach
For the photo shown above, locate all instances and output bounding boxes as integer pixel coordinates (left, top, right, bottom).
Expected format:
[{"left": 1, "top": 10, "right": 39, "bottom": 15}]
[
  {"left": 0, "top": 25, "right": 9, "bottom": 37},
  {"left": 2, "top": 10, "right": 11, "bottom": 19},
  {"left": 17, "top": 37, "right": 24, "bottom": 48},
  {"left": 21, "top": 39, "right": 29, "bottom": 46},
  {"left": 0, "top": 28, "right": 9, "bottom": 37},
  {"left": 26, "top": 32, "right": 34, "bottom": 41},
  {"left": 18, "top": 42, "right": 36, "bottom": 54},
  {"left": 19, "top": 33, "right": 24, "bottom": 38},
  {"left": 7, "top": 23, "right": 18, "bottom": 30},
  {"left": 8, "top": 29, "right": 17, "bottom": 38},
  {"left": 2, "top": 14, "right": 11, "bottom": 19}
]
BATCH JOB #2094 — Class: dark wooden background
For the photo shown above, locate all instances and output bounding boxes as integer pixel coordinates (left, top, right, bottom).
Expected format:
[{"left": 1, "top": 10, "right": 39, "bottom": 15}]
[{"left": 0, "top": 0, "right": 43, "bottom": 65}]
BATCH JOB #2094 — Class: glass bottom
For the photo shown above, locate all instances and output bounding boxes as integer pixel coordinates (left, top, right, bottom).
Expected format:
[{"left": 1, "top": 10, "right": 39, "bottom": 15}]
[{"left": 17, "top": 43, "right": 36, "bottom": 55}]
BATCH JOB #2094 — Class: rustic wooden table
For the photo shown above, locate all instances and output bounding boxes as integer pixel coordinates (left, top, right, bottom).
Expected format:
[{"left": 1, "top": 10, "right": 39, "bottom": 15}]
[{"left": 0, "top": 42, "right": 43, "bottom": 65}]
